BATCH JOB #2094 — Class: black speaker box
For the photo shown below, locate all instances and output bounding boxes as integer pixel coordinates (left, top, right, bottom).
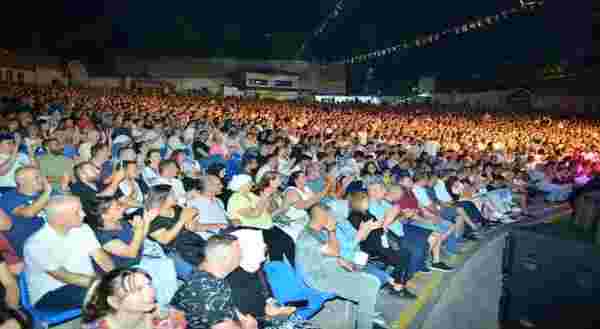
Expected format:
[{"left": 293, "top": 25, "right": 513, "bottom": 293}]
[{"left": 500, "top": 227, "right": 600, "bottom": 329}]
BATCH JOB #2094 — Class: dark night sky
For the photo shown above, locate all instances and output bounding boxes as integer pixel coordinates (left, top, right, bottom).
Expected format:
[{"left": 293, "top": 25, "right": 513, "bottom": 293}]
[{"left": 3, "top": 0, "right": 592, "bottom": 90}]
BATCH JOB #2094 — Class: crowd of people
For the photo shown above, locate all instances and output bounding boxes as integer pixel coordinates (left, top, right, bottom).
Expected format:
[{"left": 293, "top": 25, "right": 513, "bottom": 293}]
[{"left": 0, "top": 83, "right": 595, "bottom": 329}]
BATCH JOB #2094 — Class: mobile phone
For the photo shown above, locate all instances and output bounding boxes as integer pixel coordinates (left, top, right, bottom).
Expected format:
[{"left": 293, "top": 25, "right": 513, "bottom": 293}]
[{"left": 284, "top": 300, "right": 308, "bottom": 308}]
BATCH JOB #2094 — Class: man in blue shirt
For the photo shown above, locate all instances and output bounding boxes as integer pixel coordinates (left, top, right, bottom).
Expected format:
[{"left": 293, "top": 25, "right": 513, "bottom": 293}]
[{"left": 0, "top": 166, "right": 51, "bottom": 257}]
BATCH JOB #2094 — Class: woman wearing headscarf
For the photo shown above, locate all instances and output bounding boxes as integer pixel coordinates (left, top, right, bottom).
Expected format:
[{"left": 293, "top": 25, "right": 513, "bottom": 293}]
[
  {"left": 227, "top": 174, "right": 296, "bottom": 266},
  {"left": 226, "top": 228, "right": 317, "bottom": 329}
]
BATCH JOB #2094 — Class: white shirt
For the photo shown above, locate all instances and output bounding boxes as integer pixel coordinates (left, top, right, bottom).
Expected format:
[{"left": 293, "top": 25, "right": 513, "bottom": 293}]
[{"left": 24, "top": 223, "right": 101, "bottom": 305}]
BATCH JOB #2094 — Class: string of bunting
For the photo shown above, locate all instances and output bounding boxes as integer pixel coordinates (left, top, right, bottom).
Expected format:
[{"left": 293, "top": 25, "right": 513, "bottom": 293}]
[
  {"left": 335, "top": 1, "right": 544, "bottom": 64},
  {"left": 297, "top": 0, "right": 346, "bottom": 58}
]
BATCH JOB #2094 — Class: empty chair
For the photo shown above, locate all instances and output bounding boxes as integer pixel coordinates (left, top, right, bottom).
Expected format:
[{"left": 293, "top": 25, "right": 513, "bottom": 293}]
[{"left": 263, "top": 261, "right": 336, "bottom": 319}]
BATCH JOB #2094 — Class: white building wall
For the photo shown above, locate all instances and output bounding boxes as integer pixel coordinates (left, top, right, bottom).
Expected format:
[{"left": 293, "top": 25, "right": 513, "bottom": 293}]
[
  {"left": 88, "top": 77, "right": 122, "bottom": 88},
  {"left": 35, "top": 67, "right": 65, "bottom": 85},
  {"left": 0, "top": 67, "right": 35, "bottom": 84}
]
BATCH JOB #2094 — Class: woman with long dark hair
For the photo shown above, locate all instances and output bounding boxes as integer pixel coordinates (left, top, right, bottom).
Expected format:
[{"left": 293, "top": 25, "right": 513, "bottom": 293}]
[{"left": 82, "top": 268, "right": 186, "bottom": 329}]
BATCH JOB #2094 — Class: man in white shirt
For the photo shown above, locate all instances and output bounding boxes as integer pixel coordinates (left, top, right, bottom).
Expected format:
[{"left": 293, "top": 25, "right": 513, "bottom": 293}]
[{"left": 24, "top": 196, "right": 114, "bottom": 312}]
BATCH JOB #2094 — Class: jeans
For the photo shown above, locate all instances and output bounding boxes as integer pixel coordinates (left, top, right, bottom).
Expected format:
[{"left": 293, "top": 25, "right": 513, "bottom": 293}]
[
  {"left": 360, "top": 229, "right": 411, "bottom": 284},
  {"left": 394, "top": 225, "right": 431, "bottom": 277},
  {"left": 35, "top": 284, "right": 87, "bottom": 312},
  {"left": 363, "top": 263, "right": 392, "bottom": 285},
  {"left": 455, "top": 200, "right": 484, "bottom": 224},
  {"left": 312, "top": 261, "right": 381, "bottom": 329}
]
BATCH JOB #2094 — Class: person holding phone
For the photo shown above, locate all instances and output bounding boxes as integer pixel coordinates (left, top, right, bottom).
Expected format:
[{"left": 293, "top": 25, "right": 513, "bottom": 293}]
[{"left": 295, "top": 204, "right": 387, "bottom": 329}]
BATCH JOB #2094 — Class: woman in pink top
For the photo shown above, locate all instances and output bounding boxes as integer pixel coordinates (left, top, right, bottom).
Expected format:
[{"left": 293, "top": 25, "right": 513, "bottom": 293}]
[{"left": 208, "top": 132, "right": 228, "bottom": 158}]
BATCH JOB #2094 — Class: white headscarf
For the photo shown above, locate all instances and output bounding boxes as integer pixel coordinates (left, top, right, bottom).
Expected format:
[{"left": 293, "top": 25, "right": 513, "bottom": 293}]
[
  {"left": 230, "top": 229, "right": 266, "bottom": 273},
  {"left": 228, "top": 174, "right": 253, "bottom": 192}
]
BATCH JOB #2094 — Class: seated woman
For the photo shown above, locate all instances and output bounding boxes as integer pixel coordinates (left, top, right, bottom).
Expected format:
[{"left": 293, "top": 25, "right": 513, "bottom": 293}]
[
  {"left": 145, "top": 185, "right": 209, "bottom": 281},
  {"left": 82, "top": 268, "right": 186, "bottom": 329},
  {"left": 226, "top": 228, "right": 318, "bottom": 329},
  {"left": 89, "top": 197, "right": 178, "bottom": 306},
  {"left": 347, "top": 192, "right": 417, "bottom": 298},
  {"left": 282, "top": 171, "right": 328, "bottom": 241},
  {"left": 117, "top": 161, "right": 145, "bottom": 219},
  {"left": 360, "top": 161, "right": 382, "bottom": 186},
  {"left": 228, "top": 174, "right": 295, "bottom": 266}
]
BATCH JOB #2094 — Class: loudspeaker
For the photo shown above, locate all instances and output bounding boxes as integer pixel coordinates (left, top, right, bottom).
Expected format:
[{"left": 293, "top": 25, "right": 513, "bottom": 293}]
[{"left": 500, "top": 228, "right": 600, "bottom": 329}]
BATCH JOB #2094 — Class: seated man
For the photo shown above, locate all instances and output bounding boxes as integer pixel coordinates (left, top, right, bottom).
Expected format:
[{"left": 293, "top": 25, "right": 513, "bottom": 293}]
[
  {"left": 366, "top": 181, "right": 428, "bottom": 282},
  {"left": 296, "top": 204, "right": 385, "bottom": 329},
  {"left": 186, "top": 175, "right": 230, "bottom": 240},
  {"left": 410, "top": 173, "right": 470, "bottom": 254},
  {"left": 149, "top": 160, "right": 187, "bottom": 206},
  {"left": 170, "top": 234, "right": 259, "bottom": 329},
  {"left": 71, "top": 161, "right": 125, "bottom": 217},
  {"left": 385, "top": 183, "right": 453, "bottom": 273},
  {"left": 37, "top": 138, "right": 74, "bottom": 192},
  {"left": 0, "top": 166, "right": 51, "bottom": 258},
  {"left": 23, "top": 196, "right": 114, "bottom": 312}
]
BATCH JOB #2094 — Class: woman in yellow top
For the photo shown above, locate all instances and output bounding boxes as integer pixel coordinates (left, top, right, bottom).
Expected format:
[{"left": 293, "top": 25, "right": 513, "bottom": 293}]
[{"left": 227, "top": 174, "right": 296, "bottom": 266}]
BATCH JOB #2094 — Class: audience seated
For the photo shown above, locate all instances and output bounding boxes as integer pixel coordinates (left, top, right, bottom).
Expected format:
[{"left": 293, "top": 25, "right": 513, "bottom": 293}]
[
  {"left": 88, "top": 197, "right": 178, "bottom": 306},
  {"left": 145, "top": 185, "right": 202, "bottom": 281},
  {"left": 24, "top": 196, "right": 114, "bottom": 312},
  {"left": 71, "top": 161, "right": 125, "bottom": 217},
  {"left": 295, "top": 204, "right": 385, "bottom": 329},
  {"left": 0, "top": 84, "right": 594, "bottom": 327},
  {"left": 170, "top": 234, "right": 259, "bottom": 329}
]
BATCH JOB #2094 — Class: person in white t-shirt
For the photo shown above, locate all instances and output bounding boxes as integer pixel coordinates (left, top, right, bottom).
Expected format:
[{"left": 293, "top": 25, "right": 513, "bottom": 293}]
[{"left": 23, "top": 196, "right": 114, "bottom": 312}]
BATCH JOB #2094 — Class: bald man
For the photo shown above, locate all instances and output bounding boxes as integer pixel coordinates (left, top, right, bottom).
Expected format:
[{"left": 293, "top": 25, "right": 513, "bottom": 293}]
[
  {"left": 23, "top": 196, "right": 114, "bottom": 312},
  {"left": 0, "top": 166, "right": 51, "bottom": 257}
]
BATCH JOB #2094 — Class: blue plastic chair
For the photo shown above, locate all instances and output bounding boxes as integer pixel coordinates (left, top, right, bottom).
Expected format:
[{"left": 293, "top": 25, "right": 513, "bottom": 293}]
[
  {"left": 263, "top": 261, "right": 336, "bottom": 320},
  {"left": 18, "top": 272, "right": 82, "bottom": 327}
]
